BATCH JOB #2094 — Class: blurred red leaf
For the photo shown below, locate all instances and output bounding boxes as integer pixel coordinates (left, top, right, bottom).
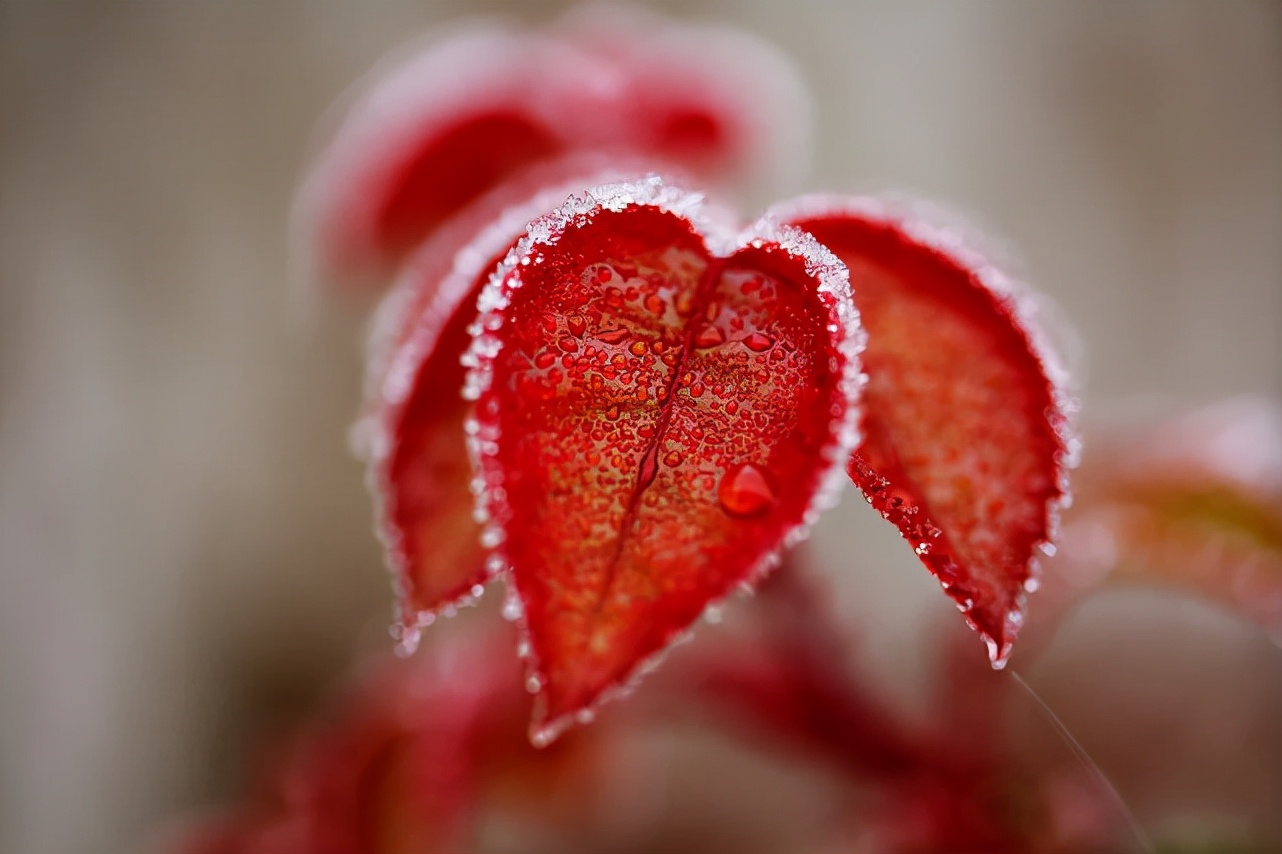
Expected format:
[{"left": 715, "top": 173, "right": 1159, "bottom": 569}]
[
  {"left": 466, "top": 178, "right": 862, "bottom": 740},
  {"left": 1059, "top": 398, "right": 1282, "bottom": 641},
  {"left": 294, "top": 7, "right": 810, "bottom": 291},
  {"left": 779, "top": 198, "right": 1075, "bottom": 667},
  {"left": 165, "top": 634, "right": 606, "bottom": 854}
]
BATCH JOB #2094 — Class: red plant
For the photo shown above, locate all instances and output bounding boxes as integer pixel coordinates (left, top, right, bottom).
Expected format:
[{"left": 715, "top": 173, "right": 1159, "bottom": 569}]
[
  {"left": 329, "top": 10, "right": 1073, "bottom": 739},
  {"left": 165, "top": 7, "right": 1281, "bottom": 854}
]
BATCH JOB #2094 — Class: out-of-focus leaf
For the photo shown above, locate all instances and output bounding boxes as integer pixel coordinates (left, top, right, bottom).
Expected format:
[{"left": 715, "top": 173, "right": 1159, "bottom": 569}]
[
  {"left": 163, "top": 634, "right": 604, "bottom": 854},
  {"left": 1059, "top": 398, "right": 1282, "bottom": 642},
  {"left": 294, "top": 7, "right": 811, "bottom": 291}
]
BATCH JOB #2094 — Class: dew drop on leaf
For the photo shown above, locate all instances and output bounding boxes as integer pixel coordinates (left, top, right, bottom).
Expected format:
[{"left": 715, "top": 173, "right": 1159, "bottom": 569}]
[{"left": 718, "top": 462, "right": 777, "bottom": 518}]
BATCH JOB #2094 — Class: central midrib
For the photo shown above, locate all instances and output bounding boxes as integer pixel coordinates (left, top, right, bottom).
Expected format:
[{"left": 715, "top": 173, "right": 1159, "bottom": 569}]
[{"left": 591, "top": 256, "right": 728, "bottom": 614}]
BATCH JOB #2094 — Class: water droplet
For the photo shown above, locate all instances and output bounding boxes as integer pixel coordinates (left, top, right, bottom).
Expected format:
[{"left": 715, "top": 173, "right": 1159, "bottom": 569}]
[
  {"left": 503, "top": 597, "right": 523, "bottom": 621},
  {"left": 574, "top": 708, "right": 596, "bottom": 724},
  {"left": 742, "top": 332, "right": 774, "bottom": 352},
  {"left": 704, "top": 605, "right": 723, "bottom": 624},
  {"left": 558, "top": 336, "right": 579, "bottom": 353},
  {"left": 566, "top": 315, "right": 587, "bottom": 337},
  {"left": 629, "top": 340, "right": 648, "bottom": 357},
  {"left": 534, "top": 351, "right": 557, "bottom": 369},
  {"left": 525, "top": 673, "right": 544, "bottom": 693},
  {"left": 717, "top": 462, "right": 776, "bottom": 518},
  {"left": 694, "top": 325, "right": 725, "bottom": 348}
]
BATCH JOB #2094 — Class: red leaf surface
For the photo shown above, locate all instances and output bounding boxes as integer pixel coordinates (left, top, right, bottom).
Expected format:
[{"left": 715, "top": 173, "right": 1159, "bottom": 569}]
[
  {"left": 779, "top": 197, "right": 1075, "bottom": 667},
  {"left": 293, "top": 8, "right": 810, "bottom": 291},
  {"left": 362, "top": 164, "right": 647, "bottom": 649},
  {"left": 465, "top": 178, "right": 862, "bottom": 741}
]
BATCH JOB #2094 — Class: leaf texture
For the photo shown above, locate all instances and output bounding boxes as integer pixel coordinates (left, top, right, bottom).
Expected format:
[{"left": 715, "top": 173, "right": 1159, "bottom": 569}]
[{"left": 466, "top": 178, "right": 863, "bottom": 739}]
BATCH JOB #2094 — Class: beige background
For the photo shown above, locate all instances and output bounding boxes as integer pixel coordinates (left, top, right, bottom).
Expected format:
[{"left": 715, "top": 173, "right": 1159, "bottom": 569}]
[{"left": 3, "top": 2, "right": 1280, "bottom": 852}]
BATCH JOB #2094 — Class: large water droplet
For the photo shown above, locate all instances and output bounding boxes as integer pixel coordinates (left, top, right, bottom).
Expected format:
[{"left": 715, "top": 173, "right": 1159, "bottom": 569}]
[
  {"left": 717, "top": 462, "right": 776, "bottom": 518},
  {"left": 742, "top": 332, "right": 774, "bottom": 352}
]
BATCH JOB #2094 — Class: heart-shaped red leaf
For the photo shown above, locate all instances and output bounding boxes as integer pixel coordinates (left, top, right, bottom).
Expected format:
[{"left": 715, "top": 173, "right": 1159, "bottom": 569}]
[
  {"left": 465, "top": 178, "right": 862, "bottom": 740},
  {"left": 362, "top": 167, "right": 643, "bottom": 648},
  {"left": 779, "top": 197, "right": 1075, "bottom": 667}
]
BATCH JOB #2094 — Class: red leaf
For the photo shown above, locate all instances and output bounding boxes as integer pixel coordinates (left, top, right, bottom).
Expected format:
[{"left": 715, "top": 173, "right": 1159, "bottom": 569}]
[
  {"left": 559, "top": 4, "right": 812, "bottom": 194},
  {"left": 779, "top": 197, "right": 1075, "bottom": 667},
  {"left": 293, "top": 9, "right": 811, "bottom": 291},
  {"left": 294, "top": 26, "right": 600, "bottom": 290},
  {"left": 363, "top": 166, "right": 643, "bottom": 648},
  {"left": 1059, "top": 398, "right": 1282, "bottom": 641},
  {"left": 466, "top": 178, "right": 862, "bottom": 741}
]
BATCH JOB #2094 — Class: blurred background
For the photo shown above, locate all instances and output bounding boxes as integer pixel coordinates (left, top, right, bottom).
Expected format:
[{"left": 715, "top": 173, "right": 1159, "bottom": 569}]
[{"left": 2, "top": 2, "right": 1279, "bottom": 852}]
